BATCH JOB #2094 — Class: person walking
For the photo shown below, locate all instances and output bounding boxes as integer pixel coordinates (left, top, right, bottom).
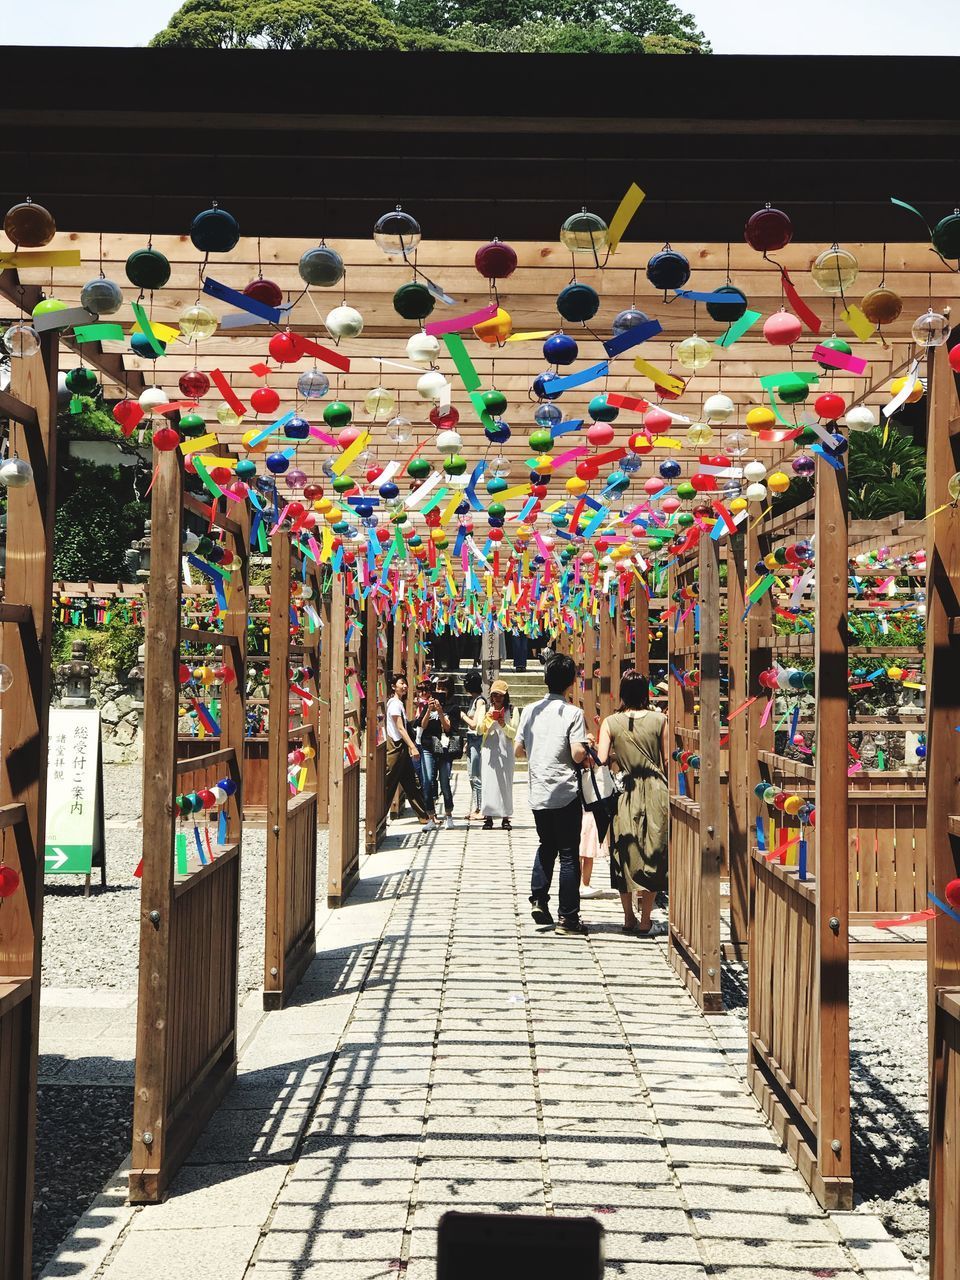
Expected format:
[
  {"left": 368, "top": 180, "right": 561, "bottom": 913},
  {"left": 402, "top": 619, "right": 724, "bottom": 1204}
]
[
  {"left": 480, "top": 678, "right": 516, "bottom": 830},
  {"left": 511, "top": 630, "right": 529, "bottom": 672},
  {"left": 596, "top": 670, "right": 669, "bottom": 935},
  {"left": 384, "top": 674, "right": 435, "bottom": 827},
  {"left": 516, "top": 654, "right": 592, "bottom": 936},
  {"left": 418, "top": 676, "right": 462, "bottom": 830},
  {"left": 461, "top": 669, "right": 486, "bottom": 820}
]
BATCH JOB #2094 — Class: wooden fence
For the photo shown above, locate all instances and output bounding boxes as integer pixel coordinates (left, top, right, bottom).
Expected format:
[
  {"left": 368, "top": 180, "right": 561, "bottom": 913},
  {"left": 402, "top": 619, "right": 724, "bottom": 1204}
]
[
  {"left": 666, "top": 538, "right": 723, "bottom": 1012},
  {"left": 746, "top": 475, "right": 852, "bottom": 1211},
  {"left": 0, "top": 332, "right": 58, "bottom": 1279},
  {"left": 263, "top": 533, "right": 323, "bottom": 1010},
  {"left": 129, "top": 454, "right": 249, "bottom": 1203}
]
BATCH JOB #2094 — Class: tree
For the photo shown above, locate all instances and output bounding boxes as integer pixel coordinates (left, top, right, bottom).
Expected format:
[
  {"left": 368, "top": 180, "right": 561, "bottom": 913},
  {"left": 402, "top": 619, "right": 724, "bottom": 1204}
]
[
  {"left": 444, "top": 19, "right": 701, "bottom": 53},
  {"left": 151, "top": 0, "right": 710, "bottom": 52},
  {"left": 150, "top": 0, "right": 469, "bottom": 51},
  {"left": 383, "top": 0, "right": 711, "bottom": 49}
]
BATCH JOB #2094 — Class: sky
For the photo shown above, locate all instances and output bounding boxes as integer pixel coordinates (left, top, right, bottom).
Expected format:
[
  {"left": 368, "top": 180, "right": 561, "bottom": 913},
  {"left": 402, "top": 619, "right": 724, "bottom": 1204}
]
[{"left": 2, "top": 0, "right": 960, "bottom": 52}]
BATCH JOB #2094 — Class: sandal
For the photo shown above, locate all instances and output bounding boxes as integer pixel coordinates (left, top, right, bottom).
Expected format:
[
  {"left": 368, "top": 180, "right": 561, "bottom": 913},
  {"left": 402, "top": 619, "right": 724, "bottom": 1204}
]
[
  {"left": 501, "top": 817, "right": 512, "bottom": 831},
  {"left": 482, "top": 817, "right": 493, "bottom": 830},
  {"left": 629, "top": 920, "right": 667, "bottom": 938}
]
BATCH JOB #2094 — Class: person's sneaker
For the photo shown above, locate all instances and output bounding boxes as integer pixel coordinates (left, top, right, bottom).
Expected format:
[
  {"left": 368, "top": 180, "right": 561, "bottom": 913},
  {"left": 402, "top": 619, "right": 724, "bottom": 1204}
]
[
  {"left": 556, "top": 916, "right": 588, "bottom": 936},
  {"left": 530, "top": 900, "right": 554, "bottom": 926},
  {"left": 444, "top": 815, "right": 455, "bottom": 830},
  {"left": 580, "top": 885, "right": 603, "bottom": 899}
]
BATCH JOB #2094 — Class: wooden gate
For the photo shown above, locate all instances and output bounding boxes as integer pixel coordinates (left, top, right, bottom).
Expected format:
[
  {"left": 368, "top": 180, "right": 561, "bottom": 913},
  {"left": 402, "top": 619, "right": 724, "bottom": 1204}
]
[
  {"left": 263, "top": 533, "right": 323, "bottom": 1010},
  {"left": 746, "top": 476, "right": 852, "bottom": 1211},
  {"left": 130, "top": 451, "right": 249, "bottom": 1203},
  {"left": 666, "top": 538, "right": 723, "bottom": 1012},
  {"left": 0, "top": 331, "right": 57, "bottom": 1279}
]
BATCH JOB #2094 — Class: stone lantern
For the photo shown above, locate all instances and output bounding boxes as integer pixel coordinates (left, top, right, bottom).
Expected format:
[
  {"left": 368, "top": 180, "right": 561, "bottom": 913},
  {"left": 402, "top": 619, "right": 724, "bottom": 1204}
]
[
  {"left": 127, "top": 642, "right": 145, "bottom": 709},
  {"left": 125, "top": 520, "right": 152, "bottom": 582},
  {"left": 58, "top": 640, "right": 95, "bottom": 708}
]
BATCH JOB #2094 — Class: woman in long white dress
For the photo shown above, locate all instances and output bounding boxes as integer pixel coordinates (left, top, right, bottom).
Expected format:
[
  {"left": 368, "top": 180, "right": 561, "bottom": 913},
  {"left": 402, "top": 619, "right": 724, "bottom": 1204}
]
[{"left": 480, "top": 678, "right": 516, "bottom": 830}]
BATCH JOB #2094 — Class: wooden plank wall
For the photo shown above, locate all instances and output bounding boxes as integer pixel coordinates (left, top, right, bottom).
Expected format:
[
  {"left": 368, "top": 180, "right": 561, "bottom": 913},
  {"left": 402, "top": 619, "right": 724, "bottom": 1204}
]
[
  {"left": 0, "top": 332, "right": 58, "bottom": 1280},
  {"left": 926, "top": 340, "right": 960, "bottom": 1279}
]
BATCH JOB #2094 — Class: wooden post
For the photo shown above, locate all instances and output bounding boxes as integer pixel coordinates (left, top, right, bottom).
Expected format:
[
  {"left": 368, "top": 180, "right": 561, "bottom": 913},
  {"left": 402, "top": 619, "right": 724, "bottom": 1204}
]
[
  {"left": 583, "top": 623, "right": 598, "bottom": 733},
  {"left": 633, "top": 574, "right": 650, "bottom": 676},
  {"left": 327, "top": 575, "right": 361, "bottom": 906},
  {"left": 221, "top": 503, "right": 249, "bottom": 852},
  {"left": 815, "top": 454, "right": 852, "bottom": 1204},
  {"left": 264, "top": 533, "right": 291, "bottom": 1007},
  {"left": 925, "top": 342, "right": 960, "bottom": 1280},
  {"left": 726, "top": 533, "right": 749, "bottom": 958},
  {"left": 328, "top": 573, "right": 347, "bottom": 902},
  {"left": 0, "top": 332, "right": 58, "bottom": 1280},
  {"left": 364, "top": 596, "right": 388, "bottom": 855},
  {"left": 698, "top": 535, "right": 723, "bottom": 1012},
  {"left": 405, "top": 623, "right": 416, "bottom": 717},
  {"left": 926, "top": 342, "right": 960, "bottom": 1007},
  {"left": 263, "top": 538, "right": 320, "bottom": 1009},
  {"left": 598, "top": 606, "right": 615, "bottom": 721},
  {"left": 316, "top": 584, "right": 331, "bottom": 827},
  {"left": 746, "top": 516, "right": 773, "bottom": 1013},
  {"left": 130, "top": 448, "right": 184, "bottom": 1203}
]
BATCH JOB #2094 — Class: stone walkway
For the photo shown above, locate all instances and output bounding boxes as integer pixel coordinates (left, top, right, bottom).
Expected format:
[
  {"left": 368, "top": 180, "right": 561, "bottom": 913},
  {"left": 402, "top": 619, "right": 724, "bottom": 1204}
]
[{"left": 43, "top": 784, "right": 915, "bottom": 1280}]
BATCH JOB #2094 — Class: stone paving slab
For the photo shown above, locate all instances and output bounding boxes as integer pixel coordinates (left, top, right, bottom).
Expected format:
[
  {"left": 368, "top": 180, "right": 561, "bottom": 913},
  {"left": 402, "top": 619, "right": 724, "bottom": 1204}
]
[{"left": 43, "top": 789, "right": 918, "bottom": 1280}]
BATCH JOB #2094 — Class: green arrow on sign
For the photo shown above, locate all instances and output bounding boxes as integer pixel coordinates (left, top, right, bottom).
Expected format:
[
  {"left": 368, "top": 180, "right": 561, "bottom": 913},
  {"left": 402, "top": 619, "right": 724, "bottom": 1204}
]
[{"left": 45, "top": 845, "right": 95, "bottom": 875}]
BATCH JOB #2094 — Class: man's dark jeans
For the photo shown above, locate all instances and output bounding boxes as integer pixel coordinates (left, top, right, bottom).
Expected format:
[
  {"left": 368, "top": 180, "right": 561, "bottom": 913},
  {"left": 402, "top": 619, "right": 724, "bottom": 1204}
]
[{"left": 530, "top": 798, "right": 583, "bottom": 921}]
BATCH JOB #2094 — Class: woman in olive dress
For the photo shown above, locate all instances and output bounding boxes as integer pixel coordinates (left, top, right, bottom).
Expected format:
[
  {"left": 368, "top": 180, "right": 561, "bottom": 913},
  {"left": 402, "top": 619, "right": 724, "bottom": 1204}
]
[{"left": 596, "top": 669, "right": 669, "bottom": 935}]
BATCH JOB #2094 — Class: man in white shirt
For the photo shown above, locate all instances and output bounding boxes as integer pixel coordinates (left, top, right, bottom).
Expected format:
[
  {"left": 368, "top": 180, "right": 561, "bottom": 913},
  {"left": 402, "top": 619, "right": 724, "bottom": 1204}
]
[
  {"left": 384, "top": 674, "right": 434, "bottom": 826},
  {"left": 515, "top": 654, "right": 593, "bottom": 935}
]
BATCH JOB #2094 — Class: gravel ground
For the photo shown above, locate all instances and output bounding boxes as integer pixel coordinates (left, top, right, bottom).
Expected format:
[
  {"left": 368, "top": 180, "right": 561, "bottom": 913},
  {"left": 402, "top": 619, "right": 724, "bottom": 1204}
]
[
  {"left": 41, "top": 764, "right": 330, "bottom": 994},
  {"left": 723, "top": 959, "right": 929, "bottom": 1273},
  {"left": 33, "top": 1085, "right": 132, "bottom": 1277}
]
